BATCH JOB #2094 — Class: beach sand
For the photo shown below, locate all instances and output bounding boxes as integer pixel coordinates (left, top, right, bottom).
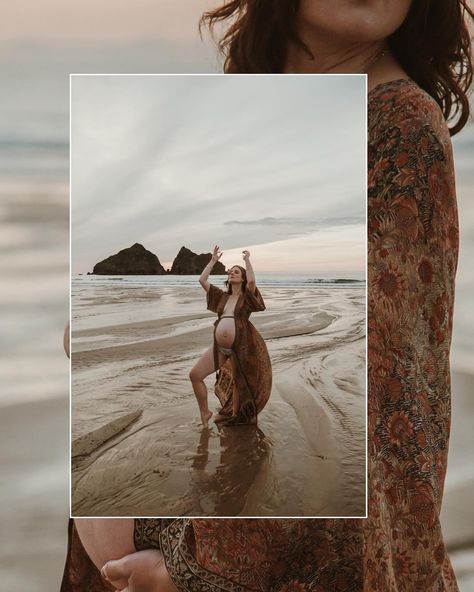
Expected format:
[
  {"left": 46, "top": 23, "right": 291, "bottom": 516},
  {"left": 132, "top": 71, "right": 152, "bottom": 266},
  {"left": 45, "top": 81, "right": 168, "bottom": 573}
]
[
  {"left": 0, "top": 397, "right": 69, "bottom": 591},
  {"left": 2, "top": 369, "right": 473, "bottom": 591},
  {"left": 71, "top": 282, "right": 366, "bottom": 517}
]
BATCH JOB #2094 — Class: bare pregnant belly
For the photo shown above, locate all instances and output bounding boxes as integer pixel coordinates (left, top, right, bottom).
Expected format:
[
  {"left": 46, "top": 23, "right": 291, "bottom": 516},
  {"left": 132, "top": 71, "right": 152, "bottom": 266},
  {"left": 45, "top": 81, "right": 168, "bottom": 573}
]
[
  {"left": 74, "top": 518, "right": 136, "bottom": 570},
  {"left": 215, "top": 317, "right": 235, "bottom": 348}
]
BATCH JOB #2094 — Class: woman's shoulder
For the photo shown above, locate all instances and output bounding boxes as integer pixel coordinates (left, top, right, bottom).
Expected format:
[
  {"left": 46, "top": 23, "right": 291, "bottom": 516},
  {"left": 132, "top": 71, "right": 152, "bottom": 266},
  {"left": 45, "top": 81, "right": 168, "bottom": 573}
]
[{"left": 368, "top": 78, "right": 449, "bottom": 145}]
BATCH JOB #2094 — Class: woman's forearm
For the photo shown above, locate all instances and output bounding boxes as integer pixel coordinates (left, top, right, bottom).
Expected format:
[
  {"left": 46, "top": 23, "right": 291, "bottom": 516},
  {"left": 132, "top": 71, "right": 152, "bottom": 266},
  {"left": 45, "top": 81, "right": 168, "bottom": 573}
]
[
  {"left": 199, "top": 259, "right": 215, "bottom": 285},
  {"left": 245, "top": 258, "right": 255, "bottom": 285}
]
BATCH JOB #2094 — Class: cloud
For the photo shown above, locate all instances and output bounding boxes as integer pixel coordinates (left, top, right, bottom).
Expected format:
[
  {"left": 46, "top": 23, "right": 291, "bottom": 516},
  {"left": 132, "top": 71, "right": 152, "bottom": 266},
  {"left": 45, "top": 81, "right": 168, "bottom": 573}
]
[
  {"left": 71, "top": 75, "right": 366, "bottom": 274},
  {"left": 224, "top": 216, "right": 365, "bottom": 227}
]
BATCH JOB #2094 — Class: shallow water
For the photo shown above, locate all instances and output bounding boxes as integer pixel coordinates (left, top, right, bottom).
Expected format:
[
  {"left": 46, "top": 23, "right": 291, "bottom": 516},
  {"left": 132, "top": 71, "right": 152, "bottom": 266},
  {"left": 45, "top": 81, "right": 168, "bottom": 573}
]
[
  {"left": 71, "top": 284, "right": 366, "bottom": 517},
  {"left": 1, "top": 30, "right": 474, "bottom": 590}
]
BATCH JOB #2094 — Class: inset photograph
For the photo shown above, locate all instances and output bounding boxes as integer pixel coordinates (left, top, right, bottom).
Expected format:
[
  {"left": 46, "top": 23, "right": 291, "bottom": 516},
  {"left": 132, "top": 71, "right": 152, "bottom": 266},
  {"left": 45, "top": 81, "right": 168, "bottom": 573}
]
[{"left": 70, "top": 74, "right": 367, "bottom": 517}]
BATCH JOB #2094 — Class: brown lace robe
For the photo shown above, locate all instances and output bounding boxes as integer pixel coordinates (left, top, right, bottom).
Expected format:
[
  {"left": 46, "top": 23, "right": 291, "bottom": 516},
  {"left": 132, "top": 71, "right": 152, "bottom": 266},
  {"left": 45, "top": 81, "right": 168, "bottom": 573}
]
[
  {"left": 61, "top": 79, "right": 459, "bottom": 592},
  {"left": 207, "top": 284, "right": 272, "bottom": 425}
]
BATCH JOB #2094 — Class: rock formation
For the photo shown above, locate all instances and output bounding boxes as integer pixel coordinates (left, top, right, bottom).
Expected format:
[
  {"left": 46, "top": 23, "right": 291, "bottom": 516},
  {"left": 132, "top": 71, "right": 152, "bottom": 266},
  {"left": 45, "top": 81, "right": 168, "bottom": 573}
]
[
  {"left": 92, "top": 243, "right": 166, "bottom": 275},
  {"left": 170, "top": 246, "right": 226, "bottom": 275}
]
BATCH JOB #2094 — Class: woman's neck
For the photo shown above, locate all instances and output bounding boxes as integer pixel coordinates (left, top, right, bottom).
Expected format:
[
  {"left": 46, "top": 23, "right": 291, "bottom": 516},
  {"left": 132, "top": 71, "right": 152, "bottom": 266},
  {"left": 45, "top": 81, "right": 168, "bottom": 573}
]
[
  {"left": 284, "top": 24, "right": 409, "bottom": 91},
  {"left": 230, "top": 285, "right": 242, "bottom": 296}
]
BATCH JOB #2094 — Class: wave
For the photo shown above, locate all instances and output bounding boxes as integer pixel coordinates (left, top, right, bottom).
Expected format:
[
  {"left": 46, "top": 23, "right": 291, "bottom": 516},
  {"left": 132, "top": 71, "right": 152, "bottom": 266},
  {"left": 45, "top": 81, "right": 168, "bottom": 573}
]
[
  {"left": 304, "top": 278, "right": 365, "bottom": 284},
  {"left": 72, "top": 275, "right": 366, "bottom": 290}
]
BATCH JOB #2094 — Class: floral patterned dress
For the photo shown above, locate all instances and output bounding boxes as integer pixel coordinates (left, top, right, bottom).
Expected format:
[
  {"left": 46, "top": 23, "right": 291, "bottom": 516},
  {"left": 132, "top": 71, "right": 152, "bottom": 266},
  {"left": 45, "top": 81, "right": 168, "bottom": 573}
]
[
  {"left": 61, "top": 79, "right": 459, "bottom": 592},
  {"left": 207, "top": 284, "right": 272, "bottom": 425}
]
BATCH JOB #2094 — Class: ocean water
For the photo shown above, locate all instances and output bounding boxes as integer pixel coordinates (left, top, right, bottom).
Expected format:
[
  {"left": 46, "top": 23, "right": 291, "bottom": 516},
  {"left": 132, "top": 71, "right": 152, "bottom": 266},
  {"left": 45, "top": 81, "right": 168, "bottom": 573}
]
[
  {"left": 0, "top": 38, "right": 473, "bottom": 590},
  {"left": 0, "top": 113, "right": 69, "bottom": 407},
  {"left": 1, "top": 46, "right": 473, "bottom": 407},
  {"left": 72, "top": 273, "right": 366, "bottom": 288},
  {"left": 71, "top": 273, "right": 366, "bottom": 334},
  {"left": 71, "top": 280, "right": 366, "bottom": 517}
]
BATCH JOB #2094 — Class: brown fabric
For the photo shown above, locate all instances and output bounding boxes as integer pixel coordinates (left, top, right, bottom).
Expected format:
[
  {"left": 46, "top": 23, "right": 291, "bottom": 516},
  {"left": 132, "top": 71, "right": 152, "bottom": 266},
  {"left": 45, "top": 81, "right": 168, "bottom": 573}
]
[
  {"left": 207, "top": 284, "right": 272, "bottom": 425},
  {"left": 134, "top": 518, "right": 175, "bottom": 550},
  {"left": 61, "top": 79, "right": 459, "bottom": 592}
]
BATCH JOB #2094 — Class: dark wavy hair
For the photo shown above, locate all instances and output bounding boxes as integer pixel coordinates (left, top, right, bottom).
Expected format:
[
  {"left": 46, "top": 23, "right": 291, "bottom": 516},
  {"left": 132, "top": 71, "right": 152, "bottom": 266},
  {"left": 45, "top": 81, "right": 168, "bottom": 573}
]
[
  {"left": 201, "top": 0, "right": 474, "bottom": 135},
  {"left": 224, "top": 265, "right": 247, "bottom": 294}
]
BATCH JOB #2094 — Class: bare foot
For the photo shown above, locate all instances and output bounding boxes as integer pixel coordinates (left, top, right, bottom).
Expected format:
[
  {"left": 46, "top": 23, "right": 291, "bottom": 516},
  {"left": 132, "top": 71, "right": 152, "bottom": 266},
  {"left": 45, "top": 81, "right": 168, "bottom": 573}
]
[
  {"left": 213, "top": 413, "right": 228, "bottom": 423},
  {"left": 200, "top": 410, "right": 213, "bottom": 427}
]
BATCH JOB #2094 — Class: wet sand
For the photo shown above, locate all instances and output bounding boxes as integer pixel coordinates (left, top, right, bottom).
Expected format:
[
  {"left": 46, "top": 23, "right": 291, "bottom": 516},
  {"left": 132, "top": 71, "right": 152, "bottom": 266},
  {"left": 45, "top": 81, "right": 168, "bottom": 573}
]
[
  {"left": 71, "top": 284, "right": 366, "bottom": 517},
  {"left": 3, "top": 370, "right": 473, "bottom": 590},
  {"left": 0, "top": 397, "right": 70, "bottom": 592}
]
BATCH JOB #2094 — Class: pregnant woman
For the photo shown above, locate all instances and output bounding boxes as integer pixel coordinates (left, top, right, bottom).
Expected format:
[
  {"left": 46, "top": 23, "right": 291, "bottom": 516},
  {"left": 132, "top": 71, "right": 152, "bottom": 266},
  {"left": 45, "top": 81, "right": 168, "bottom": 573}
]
[
  {"left": 189, "top": 246, "right": 272, "bottom": 427},
  {"left": 61, "top": 1, "right": 474, "bottom": 591}
]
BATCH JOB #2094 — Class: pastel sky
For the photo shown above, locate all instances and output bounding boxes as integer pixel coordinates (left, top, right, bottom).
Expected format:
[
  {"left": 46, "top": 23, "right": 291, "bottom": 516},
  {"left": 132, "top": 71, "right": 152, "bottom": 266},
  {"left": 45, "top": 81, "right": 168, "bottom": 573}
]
[
  {"left": 1, "top": 1, "right": 210, "bottom": 44},
  {"left": 2, "top": 0, "right": 473, "bottom": 46},
  {"left": 71, "top": 74, "right": 366, "bottom": 275}
]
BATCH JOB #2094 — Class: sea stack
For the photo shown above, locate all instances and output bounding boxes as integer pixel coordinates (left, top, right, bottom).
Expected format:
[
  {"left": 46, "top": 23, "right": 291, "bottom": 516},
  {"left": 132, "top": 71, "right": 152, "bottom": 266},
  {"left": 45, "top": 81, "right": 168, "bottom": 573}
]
[
  {"left": 170, "top": 246, "right": 226, "bottom": 275},
  {"left": 92, "top": 243, "right": 166, "bottom": 275}
]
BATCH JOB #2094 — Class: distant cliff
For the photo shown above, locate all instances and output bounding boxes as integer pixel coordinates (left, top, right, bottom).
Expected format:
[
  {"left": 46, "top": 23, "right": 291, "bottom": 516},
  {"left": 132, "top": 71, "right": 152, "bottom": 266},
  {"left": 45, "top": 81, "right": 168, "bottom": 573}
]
[
  {"left": 170, "top": 246, "right": 226, "bottom": 275},
  {"left": 90, "top": 244, "right": 227, "bottom": 275},
  {"left": 92, "top": 243, "right": 166, "bottom": 275}
]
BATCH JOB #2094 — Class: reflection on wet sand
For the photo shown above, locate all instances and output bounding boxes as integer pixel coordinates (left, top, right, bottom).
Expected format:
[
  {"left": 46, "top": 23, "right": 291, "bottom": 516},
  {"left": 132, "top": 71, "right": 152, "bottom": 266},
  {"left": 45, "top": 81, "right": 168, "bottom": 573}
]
[
  {"left": 71, "top": 283, "right": 366, "bottom": 517},
  {"left": 191, "top": 426, "right": 272, "bottom": 516}
]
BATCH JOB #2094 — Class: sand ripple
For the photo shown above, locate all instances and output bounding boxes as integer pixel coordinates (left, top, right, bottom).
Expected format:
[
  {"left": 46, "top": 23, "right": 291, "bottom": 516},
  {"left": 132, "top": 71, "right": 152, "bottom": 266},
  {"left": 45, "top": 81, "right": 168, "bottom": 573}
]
[{"left": 72, "top": 285, "right": 366, "bottom": 517}]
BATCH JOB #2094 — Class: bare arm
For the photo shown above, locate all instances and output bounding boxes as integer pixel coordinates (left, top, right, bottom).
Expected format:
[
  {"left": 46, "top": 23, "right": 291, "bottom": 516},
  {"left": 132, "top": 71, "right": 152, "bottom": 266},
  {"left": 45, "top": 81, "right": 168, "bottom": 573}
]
[
  {"left": 199, "top": 245, "right": 222, "bottom": 292},
  {"left": 242, "top": 250, "right": 256, "bottom": 294}
]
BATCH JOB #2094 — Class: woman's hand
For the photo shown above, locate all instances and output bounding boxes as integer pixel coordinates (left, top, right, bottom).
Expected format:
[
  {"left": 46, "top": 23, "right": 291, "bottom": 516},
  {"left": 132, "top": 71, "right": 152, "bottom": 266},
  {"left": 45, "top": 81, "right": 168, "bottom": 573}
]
[
  {"left": 211, "top": 245, "right": 223, "bottom": 262},
  {"left": 242, "top": 250, "right": 250, "bottom": 262},
  {"left": 101, "top": 550, "right": 177, "bottom": 592}
]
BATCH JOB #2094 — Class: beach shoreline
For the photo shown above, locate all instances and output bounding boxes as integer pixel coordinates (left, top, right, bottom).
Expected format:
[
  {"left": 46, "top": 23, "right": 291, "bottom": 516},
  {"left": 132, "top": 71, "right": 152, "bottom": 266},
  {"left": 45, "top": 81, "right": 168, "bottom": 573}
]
[{"left": 71, "top": 280, "right": 366, "bottom": 517}]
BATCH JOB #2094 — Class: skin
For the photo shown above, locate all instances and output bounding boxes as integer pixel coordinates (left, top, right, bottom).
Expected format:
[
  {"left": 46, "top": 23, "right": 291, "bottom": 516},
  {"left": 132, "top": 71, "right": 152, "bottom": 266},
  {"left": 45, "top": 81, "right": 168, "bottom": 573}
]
[
  {"left": 74, "top": 249, "right": 258, "bottom": 590},
  {"left": 73, "top": 519, "right": 178, "bottom": 591},
  {"left": 285, "top": 0, "right": 412, "bottom": 90},
  {"left": 190, "top": 246, "right": 256, "bottom": 425},
  {"left": 101, "top": 549, "right": 177, "bottom": 592},
  {"left": 68, "top": 5, "right": 415, "bottom": 587},
  {"left": 74, "top": 519, "right": 136, "bottom": 571}
]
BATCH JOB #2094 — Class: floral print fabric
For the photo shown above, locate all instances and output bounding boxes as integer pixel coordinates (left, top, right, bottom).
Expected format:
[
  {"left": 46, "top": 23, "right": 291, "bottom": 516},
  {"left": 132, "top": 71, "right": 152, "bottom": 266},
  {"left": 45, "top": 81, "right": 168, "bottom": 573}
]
[
  {"left": 60, "top": 79, "right": 459, "bottom": 592},
  {"left": 207, "top": 284, "right": 272, "bottom": 425}
]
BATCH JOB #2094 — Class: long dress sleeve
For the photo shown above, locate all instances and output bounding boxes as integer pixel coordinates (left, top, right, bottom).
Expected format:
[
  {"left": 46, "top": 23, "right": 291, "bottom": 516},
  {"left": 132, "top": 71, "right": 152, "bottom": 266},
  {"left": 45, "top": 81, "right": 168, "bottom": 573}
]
[
  {"left": 365, "top": 80, "right": 459, "bottom": 589},
  {"left": 207, "top": 284, "right": 225, "bottom": 313},
  {"left": 243, "top": 286, "right": 266, "bottom": 312},
  {"left": 59, "top": 80, "right": 460, "bottom": 592}
]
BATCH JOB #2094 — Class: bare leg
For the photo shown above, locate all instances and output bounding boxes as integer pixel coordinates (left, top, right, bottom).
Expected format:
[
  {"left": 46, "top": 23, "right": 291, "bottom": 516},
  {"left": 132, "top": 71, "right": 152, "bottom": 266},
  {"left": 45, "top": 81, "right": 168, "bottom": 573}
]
[{"left": 189, "top": 345, "right": 226, "bottom": 427}]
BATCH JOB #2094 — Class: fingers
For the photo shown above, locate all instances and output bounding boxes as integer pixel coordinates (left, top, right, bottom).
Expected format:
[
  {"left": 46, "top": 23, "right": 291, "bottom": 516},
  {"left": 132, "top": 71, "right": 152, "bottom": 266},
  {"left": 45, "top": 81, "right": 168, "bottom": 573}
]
[
  {"left": 213, "top": 245, "right": 223, "bottom": 260},
  {"left": 101, "top": 558, "right": 131, "bottom": 590}
]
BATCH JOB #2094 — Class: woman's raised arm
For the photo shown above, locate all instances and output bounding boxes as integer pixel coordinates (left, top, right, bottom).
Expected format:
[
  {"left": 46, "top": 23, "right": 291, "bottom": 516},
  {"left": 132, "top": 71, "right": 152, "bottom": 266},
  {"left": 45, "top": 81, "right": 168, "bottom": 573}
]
[
  {"left": 242, "top": 250, "right": 256, "bottom": 294},
  {"left": 199, "top": 245, "right": 222, "bottom": 292}
]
